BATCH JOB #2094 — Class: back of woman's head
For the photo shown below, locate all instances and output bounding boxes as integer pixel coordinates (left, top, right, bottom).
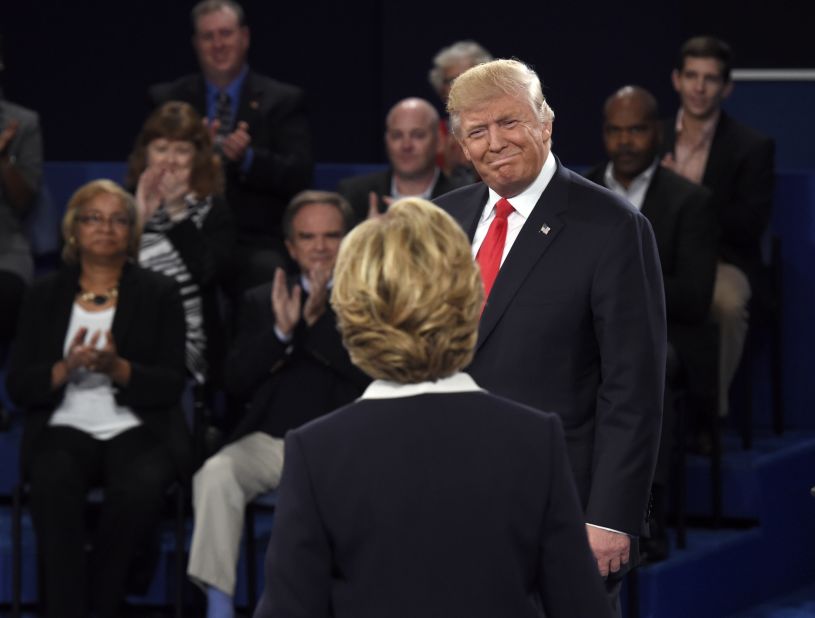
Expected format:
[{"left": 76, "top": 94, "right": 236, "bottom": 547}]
[{"left": 331, "top": 197, "right": 483, "bottom": 383}]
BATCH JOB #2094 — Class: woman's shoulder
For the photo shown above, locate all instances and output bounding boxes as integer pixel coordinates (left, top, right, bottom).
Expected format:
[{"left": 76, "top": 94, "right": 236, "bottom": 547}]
[
  {"left": 122, "top": 262, "right": 179, "bottom": 293},
  {"left": 28, "top": 264, "right": 78, "bottom": 296}
]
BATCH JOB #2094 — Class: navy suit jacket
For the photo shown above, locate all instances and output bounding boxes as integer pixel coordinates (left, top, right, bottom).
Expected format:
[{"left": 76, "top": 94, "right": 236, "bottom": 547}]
[
  {"left": 149, "top": 70, "right": 313, "bottom": 242},
  {"left": 585, "top": 164, "right": 717, "bottom": 325},
  {"left": 256, "top": 388, "right": 612, "bottom": 618},
  {"left": 436, "top": 160, "right": 666, "bottom": 536},
  {"left": 585, "top": 163, "right": 719, "bottom": 449}
]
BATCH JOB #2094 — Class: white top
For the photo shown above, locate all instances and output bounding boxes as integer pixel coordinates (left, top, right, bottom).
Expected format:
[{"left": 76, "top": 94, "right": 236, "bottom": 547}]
[
  {"left": 603, "top": 159, "right": 658, "bottom": 211},
  {"left": 49, "top": 303, "right": 141, "bottom": 440},
  {"left": 471, "top": 152, "right": 557, "bottom": 265},
  {"left": 360, "top": 372, "right": 483, "bottom": 400}
]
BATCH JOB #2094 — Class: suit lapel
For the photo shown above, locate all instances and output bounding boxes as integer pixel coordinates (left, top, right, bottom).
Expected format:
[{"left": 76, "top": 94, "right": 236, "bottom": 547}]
[
  {"left": 237, "top": 71, "right": 263, "bottom": 128},
  {"left": 640, "top": 167, "right": 662, "bottom": 223},
  {"left": 448, "top": 183, "right": 488, "bottom": 240},
  {"left": 112, "top": 263, "right": 137, "bottom": 350},
  {"left": 476, "top": 163, "right": 570, "bottom": 352},
  {"left": 50, "top": 268, "right": 81, "bottom": 359},
  {"left": 701, "top": 112, "right": 731, "bottom": 190}
]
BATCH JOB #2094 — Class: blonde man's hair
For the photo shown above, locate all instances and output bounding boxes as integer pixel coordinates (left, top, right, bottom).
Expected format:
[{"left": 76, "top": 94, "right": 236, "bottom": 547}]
[
  {"left": 62, "top": 179, "right": 141, "bottom": 264},
  {"left": 447, "top": 58, "right": 555, "bottom": 137},
  {"left": 331, "top": 197, "right": 483, "bottom": 383}
]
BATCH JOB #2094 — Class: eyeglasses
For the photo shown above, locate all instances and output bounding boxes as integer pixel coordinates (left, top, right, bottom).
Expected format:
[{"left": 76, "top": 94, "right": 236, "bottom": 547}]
[{"left": 76, "top": 213, "right": 132, "bottom": 228}]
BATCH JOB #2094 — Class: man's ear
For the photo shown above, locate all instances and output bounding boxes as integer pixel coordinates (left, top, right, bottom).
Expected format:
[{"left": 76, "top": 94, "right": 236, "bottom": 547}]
[
  {"left": 671, "top": 69, "right": 681, "bottom": 93},
  {"left": 458, "top": 137, "right": 473, "bottom": 162},
  {"left": 284, "top": 239, "right": 296, "bottom": 262},
  {"left": 541, "top": 121, "right": 552, "bottom": 143},
  {"left": 722, "top": 79, "right": 734, "bottom": 100}
]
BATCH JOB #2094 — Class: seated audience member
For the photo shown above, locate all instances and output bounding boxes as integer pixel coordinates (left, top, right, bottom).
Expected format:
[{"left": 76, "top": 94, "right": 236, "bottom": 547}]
[
  {"left": 0, "top": 69, "right": 42, "bottom": 421},
  {"left": 585, "top": 85, "right": 717, "bottom": 561},
  {"left": 428, "top": 40, "right": 492, "bottom": 184},
  {"left": 7, "top": 180, "right": 190, "bottom": 618},
  {"left": 127, "top": 100, "right": 235, "bottom": 386},
  {"left": 337, "top": 98, "right": 464, "bottom": 222},
  {"left": 187, "top": 190, "right": 369, "bottom": 618},
  {"left": 255, "top": 198, "right": 612, "bottom": 618},
  {"left": 149, "top": 0, "right": 313, "bottom": 295},
  {"left": 662, "top": 36, "right": 775, "bottom": 417}
]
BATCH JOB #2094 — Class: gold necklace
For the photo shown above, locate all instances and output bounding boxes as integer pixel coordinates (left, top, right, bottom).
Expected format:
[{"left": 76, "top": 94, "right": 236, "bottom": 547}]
[{"left": 77, "top": 287, "right": 118, "bottom": 306}]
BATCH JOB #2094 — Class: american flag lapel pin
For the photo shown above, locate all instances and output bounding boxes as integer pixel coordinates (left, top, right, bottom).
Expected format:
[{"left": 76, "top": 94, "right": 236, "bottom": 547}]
[{"left": 540, "top": 223, "right": 551, "bottom": 235}]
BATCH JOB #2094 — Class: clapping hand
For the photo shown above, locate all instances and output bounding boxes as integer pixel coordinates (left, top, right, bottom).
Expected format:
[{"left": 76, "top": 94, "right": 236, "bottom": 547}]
[
  {"left": 271, "top": 268, "right": 302, "bottom": 338},
  {"left": 136, "top": 165, "right": 191, "bottom": 222},
  {"left": 205, "top": 118, "right": 252, "bottom": 163},
  {"left": 303, "top": 266, "right": 331, "bottom": 326},
  {"left": 0, "top": 119, "right": 20, "bottom": 156},
  {"left": 367, "top": 191, "right": 393, "bottom": 220}
]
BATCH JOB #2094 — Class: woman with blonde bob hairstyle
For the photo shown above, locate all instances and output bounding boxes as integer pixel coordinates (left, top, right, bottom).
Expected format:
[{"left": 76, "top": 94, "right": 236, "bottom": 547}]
[
  {"left": 331, "top": 197, "right": 481, "bottom": 383},
  {"left": 256, "top": 197, "right": 611, "bottom": 618}
]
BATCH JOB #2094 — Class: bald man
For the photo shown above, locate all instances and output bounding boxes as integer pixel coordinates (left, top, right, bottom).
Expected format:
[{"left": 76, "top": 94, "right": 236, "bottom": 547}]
[
  {"left": 337, "top": 97, "right": 466, "bottom": 223},
  {"left": 585, "top": 85, "right": 717, "bottom": 562}
]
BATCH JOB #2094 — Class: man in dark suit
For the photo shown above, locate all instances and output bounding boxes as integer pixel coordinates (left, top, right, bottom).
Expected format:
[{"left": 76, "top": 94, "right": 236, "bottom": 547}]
[
  {"left": 585, "top": 85, "right": 717, "bottom": 561},
  {"left": 661, "top": 36, "right": 775, "bottom": 416},
  {"left": 186, "top": 191, "right": 368, "bottom": 618},
  {"left": 435, "top": 59, "right": 666, "bottom": 616},
  {"left": 257, "top": 197, "right": 612, "bottom": 618},
  {"left": 149, "top": 0, "right": 313, "bottom": 294},
  {"left": 337, "top": 97, "right": 464, "bottom": 223}
]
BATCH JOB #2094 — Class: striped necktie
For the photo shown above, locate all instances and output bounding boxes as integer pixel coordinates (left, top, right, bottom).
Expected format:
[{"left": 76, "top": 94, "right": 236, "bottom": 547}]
[{"left": 215, "top": 91, "right": 233, "bottom": 138}]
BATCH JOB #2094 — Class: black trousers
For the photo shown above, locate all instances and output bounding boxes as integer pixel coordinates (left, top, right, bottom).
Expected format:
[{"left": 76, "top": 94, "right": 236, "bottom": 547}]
[{"left": 28, "top": 424, "right": 175, "bottom": 618}]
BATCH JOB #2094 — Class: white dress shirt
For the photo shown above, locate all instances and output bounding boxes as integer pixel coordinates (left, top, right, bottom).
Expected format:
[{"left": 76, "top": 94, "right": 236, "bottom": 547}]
[
  {"left": 471, "top": 152, "right": 557, "bottom": 264},
  {"left": 603, "top": 159, "right": 658, "bottom": 211},
  {"left": 360, "top": 371, "right": 483, "bottom": 400}
]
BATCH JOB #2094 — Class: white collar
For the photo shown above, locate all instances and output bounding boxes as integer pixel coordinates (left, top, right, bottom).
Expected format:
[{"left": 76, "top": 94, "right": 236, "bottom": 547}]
[
  {"left": 359, "top": 372, "right": 483, "bottom": 400},
  {"left": 603, "top": 158, "right": 658, "bottom": 194}
]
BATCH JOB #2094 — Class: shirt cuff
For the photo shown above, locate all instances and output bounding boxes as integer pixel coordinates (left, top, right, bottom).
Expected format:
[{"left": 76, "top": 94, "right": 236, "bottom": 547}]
[
  {"left": 274, "top": 324, "right": 293, "bottom": 344},
  {"left": 586, "top": 523, "right": 630, "bottom": 537}
]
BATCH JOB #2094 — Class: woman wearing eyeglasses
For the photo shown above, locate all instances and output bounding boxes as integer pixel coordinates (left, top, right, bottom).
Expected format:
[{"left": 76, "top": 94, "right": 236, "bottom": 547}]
[
  {"left": 7, "top": 179, "right": 191, "bottom": 618},
  {"left": 127, "top": 100, "right": 235, "bottom": 387}
]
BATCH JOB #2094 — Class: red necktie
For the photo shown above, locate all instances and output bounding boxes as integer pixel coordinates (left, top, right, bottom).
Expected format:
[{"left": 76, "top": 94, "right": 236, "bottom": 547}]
[{"left": 476, "top": 197, "right": 514, "bottom": 301}]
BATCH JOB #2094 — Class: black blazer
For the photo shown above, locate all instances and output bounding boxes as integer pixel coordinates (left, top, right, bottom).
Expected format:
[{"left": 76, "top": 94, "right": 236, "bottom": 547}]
[
  {"left": 585, "top": 163, "right": 717, "bottom": 325},
  {"left": 436, "top": 160, "right": 666, "bottom": 536},
  {"left": 7, "top": 263, "right": 192, "bottom": 477},
  {"left": 662, "top": 111, "right": 775, "bottom": 292},
  {"left": 256, "top": 389, "right": 612, "bottom": 618},
  {"left": 337, "top": 168, "right": 465, "bottom": 224},
  {"left": 149, "top": 71, "right": 313, "bottom": 241},
  {"left": 153, "top": 194, "right": 235, "bottom": 383},
  {"left": 224, "top": 280, "right": 369, "bottom": 442},
  {"left": 585, "top": 163, "right": 719, "bottom": 411}
]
